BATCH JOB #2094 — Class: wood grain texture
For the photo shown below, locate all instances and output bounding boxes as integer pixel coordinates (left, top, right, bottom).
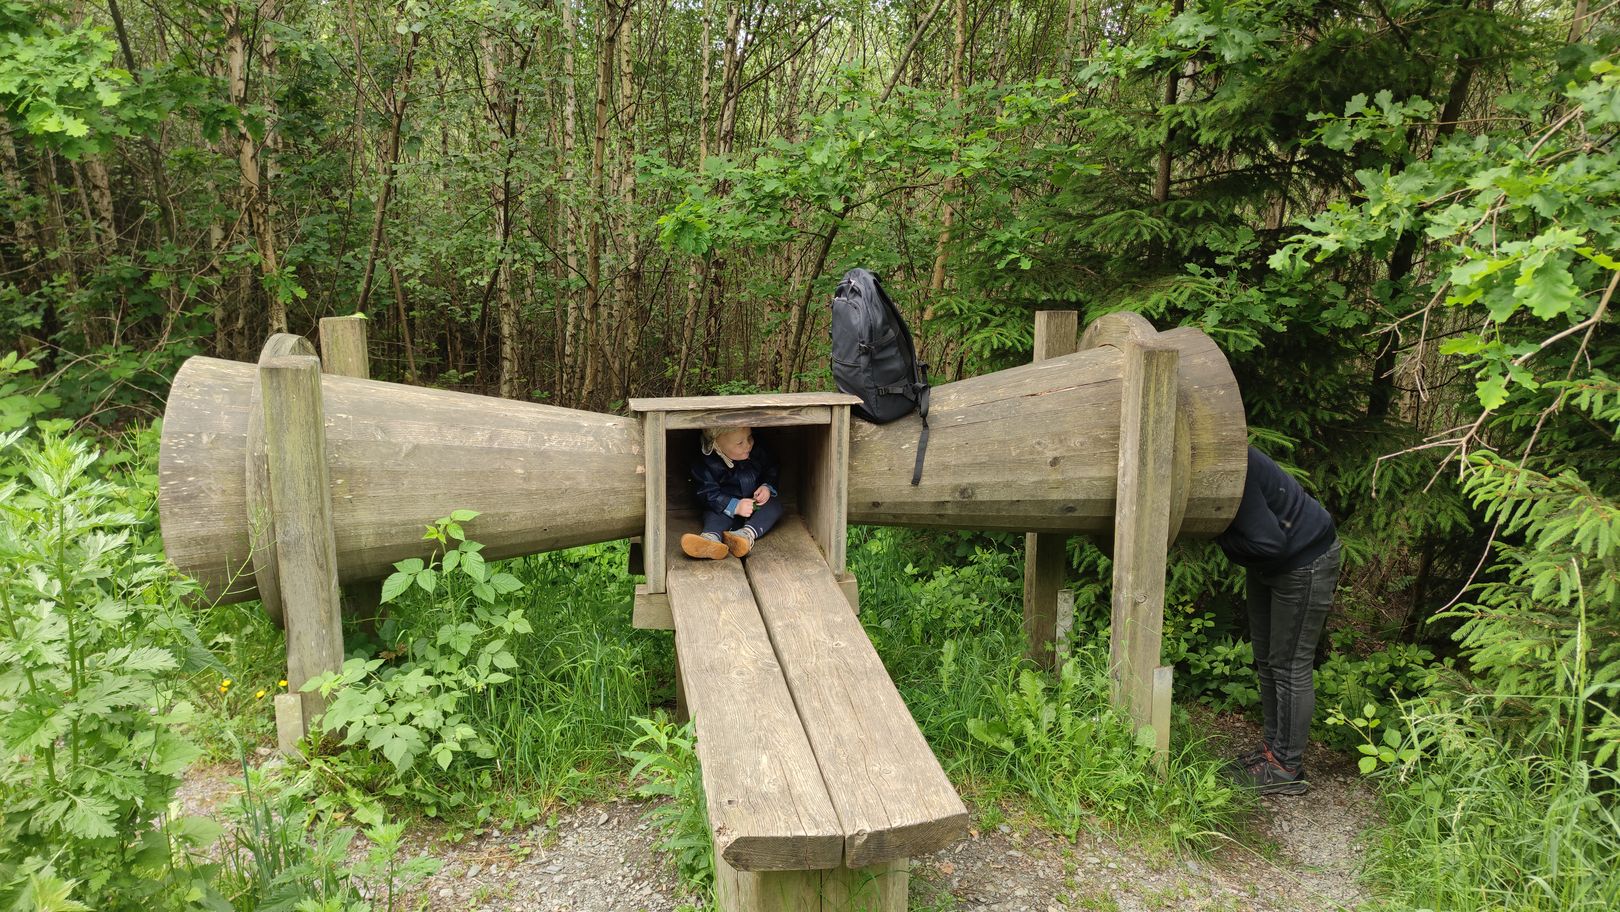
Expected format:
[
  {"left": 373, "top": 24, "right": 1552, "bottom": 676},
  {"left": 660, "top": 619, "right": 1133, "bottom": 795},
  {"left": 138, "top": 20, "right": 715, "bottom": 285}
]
[
  {"left": 159, "top": 356, "right": 645, "bottom": 603},
  {"left": 1023, "top": 532, "right": 1068, "bottom": 669},
  {"left": 1152, "top": 665, "right": 1174, "bottom": 767},
  {"left": 668, "top": 538, "right": 845, "bottom": 872},
  {"left": 260, "top": 354, "right": 345, "bottom": 727},
  {"left": 632, "top": 584, "right": 673, "bottom": 629},
  {"left": 1108, "top": 341, "right": 1179, "bottom": 729},
  {"left": 630, "top": 392, "right": 861, "bottom": 412},
  {"left": 319, "top": 315, "right": 370, "bottom": 380},
  {"left": 847, "top": 321, "right": 1244, "bottom": 538},
  {"left": 643, "top": 411, "right": 667, "bottom": 594},
  {"left": 1025, "top": 311, "right": 1079, "bottom": 669},
  {"left": 745, "top": 518, "right": 969, "bottom": 868},
  {"left": 800, "top": 406, "right": 849, "bottom": 577},
  {"left": 666, "top": 405, "right": 832, "bottom": 430},
  {"left": 715, "top": 855, "right": 908, "bottom": 912},
  {"left": 245, "top": 334, "right": 317, "bottom": 625}
]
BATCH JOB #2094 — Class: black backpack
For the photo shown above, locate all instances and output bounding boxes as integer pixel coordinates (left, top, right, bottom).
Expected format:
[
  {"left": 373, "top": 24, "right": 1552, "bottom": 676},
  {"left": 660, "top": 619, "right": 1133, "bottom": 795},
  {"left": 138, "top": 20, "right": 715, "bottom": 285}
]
[{"left": 829, "top": 268, "right": 931, "bottom": 485}]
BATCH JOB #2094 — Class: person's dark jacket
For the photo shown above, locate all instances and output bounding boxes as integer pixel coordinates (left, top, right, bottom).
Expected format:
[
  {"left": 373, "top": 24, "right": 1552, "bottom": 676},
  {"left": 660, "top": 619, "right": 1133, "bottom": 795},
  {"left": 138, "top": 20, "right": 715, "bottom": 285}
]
[
  {"left": 1216, "top": 447, "right": 1338, "bottom": 575},
  {"left": 691, "top": 441, "right": 780, "bottom": 517}
]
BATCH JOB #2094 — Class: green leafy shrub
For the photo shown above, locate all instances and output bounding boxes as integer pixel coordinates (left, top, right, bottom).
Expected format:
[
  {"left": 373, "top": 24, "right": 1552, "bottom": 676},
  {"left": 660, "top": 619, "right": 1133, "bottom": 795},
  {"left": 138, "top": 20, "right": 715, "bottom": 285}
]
[
  {"left": 0, "top": 431, "right": 224, "bottom": 910},
  {"left": 219, "top": 761, "right": 439, "bottom": 912},
  {"left": 308, "top": 513, "right": 531, "bottom": 776},
  {"left": 623, "top": 715, "right": 712, "bottom": 897}
]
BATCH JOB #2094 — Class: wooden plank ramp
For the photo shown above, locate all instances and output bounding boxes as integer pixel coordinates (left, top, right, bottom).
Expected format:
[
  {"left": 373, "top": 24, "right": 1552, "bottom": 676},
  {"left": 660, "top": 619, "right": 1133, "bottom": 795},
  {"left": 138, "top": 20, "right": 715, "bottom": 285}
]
[
  {"left": 744, "top": 518, "right": 970, "bottom": 868},
  {"left": 666, "top": 541, "right": 844, "bottom": 871}
]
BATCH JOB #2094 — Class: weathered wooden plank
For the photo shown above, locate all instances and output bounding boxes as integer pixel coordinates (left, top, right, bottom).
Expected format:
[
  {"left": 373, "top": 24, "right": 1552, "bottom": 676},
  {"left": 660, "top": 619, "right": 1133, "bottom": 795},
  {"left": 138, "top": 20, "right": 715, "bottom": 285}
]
[
  {"left": 1025, "top": 311, "right": 1079, "bottom": 669},
  {"left": 1056, "top": 588, "right": 1076, "bottom": 662},
  {"left": 246, "top": 334, "right": 318, "bottom": 625},
  {"left": 274, "top": 693, "right": 304, "bottom": 758},
  {"left": 630, "top": 392, "right": 861, "bottom": 413},
  {"left": 714, "top": 849, "right": 908, "bottom": 912},
  {"left": 834, "top": 572, "right": 860, "bottom": 614},
  {"left": 820, "top": 858, "right": 909, "bottom": 911},
  {"left": 644, "top": 411, "right": 667, "bottom": 594},
  {"left": 745, "top": 518, "right": 969, "bottom": 868},
  {"left": 260, "top": 354, "right": 345, "bottom": 731},
  {"left": 632, "top": 584, "right": 673, "bottom": 630},
  {"left": 668, "top": 548, "right": 844, "bottom": 872},
  {"left": 1152, "top": 665, "right": 1174, "bottom": 769},
  {"left": 319, "top": 317, "right": 383, "bottom": 629},
  {"left": 319, "top": 315, "right": 370, "bottom": 380},
  {"left": 1023, "top": 532, "right": 1068, "bottom": 669},
  {"left": 1108, "top": 340, "right": 1180, "bottom": 730},
  {"left": 665, "top": 406, "right": 831, "bottom": 430},
  {"left": 801, "top": 406, "right": 850, "bottom": 577}
]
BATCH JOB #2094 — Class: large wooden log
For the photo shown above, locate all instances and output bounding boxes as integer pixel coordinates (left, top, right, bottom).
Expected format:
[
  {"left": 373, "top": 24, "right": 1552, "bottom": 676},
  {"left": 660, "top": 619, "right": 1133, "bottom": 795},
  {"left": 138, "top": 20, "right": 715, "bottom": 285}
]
[
  {"left": 847, "top": 320, "right": 1244, "bottom": 538},
  {"left": 159, "top": 356, "right": 645, "bottom": 604}
]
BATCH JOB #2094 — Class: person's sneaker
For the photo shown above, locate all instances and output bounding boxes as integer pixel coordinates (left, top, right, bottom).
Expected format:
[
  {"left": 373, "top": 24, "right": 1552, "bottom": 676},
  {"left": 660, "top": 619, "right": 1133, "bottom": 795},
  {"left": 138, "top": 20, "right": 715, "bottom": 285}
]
[
  {"left": 1224, "top": 744, "right": 1270, "bottom": 776},
  {"left": 1231, "top": 748, "right": 1309, "bottom": 796},
  {"left": 681, "top": 532, "right": 729, "bottom": 560}
]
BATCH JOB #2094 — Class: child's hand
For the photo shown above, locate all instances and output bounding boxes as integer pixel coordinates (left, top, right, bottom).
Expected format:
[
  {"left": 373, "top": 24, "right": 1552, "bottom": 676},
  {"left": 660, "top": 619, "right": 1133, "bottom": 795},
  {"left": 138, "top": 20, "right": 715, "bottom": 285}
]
[
  {"left": 736, "top": 499, "right": 755, "bottom": 518},
  {"left": 753, "top": 486, "right": 771, "bottom": 504}
]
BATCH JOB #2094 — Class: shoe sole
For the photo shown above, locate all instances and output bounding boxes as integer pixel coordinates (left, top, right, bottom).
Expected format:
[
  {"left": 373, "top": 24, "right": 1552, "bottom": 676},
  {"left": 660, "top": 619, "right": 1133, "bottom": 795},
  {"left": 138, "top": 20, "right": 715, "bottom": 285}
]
[{"left": 1255, "top": 780, "right": 1309, "bottom": 797}]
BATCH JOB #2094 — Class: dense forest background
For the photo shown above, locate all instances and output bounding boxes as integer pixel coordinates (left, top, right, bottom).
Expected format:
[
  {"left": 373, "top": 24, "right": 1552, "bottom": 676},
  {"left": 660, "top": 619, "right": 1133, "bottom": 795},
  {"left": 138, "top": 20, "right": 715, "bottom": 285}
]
[{"left": 3, "top": 1, "right": 1619, "bottom": 909}]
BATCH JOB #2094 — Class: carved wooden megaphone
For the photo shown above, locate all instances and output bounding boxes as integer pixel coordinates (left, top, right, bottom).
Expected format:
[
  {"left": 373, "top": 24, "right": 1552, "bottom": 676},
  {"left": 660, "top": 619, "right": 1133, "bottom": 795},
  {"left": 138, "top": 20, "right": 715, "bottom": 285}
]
[
  {"left": 158, "top": 335, "right": 644, "bottom": 620},
  {"left": 847, "top": 313, "right": 1245, "bottom": 538},
  {"left": 159, "top": 314, "right": 1244, "bottom": 623}
]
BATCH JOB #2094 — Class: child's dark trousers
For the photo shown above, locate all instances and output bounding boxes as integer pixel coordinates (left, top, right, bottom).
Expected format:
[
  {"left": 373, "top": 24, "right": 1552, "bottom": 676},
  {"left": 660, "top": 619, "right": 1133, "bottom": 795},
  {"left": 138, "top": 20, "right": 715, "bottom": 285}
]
[{"left": 701, "top": 497, "right": 784, "bottom": 540}]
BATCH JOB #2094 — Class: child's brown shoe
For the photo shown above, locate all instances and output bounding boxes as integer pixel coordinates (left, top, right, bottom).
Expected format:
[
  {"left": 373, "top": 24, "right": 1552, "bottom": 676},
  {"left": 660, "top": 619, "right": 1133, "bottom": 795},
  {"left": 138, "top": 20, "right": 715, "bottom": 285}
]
[
  {"left": 681, "top": 533, "right": 729, "bottom": 560},
  {"left": 722, "top": 530, "right": 754, "bottom": 558}
]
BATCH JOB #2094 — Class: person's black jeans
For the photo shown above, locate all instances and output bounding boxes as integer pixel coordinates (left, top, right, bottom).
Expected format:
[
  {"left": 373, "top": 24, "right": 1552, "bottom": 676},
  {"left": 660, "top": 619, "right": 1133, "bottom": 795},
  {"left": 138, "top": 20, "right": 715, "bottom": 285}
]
[
  {"left": 1246, "top": 540, "right": 1342, "bottom": 771},
  {"left": 701, "top": 496, "right": 784, "bottom": 540}
]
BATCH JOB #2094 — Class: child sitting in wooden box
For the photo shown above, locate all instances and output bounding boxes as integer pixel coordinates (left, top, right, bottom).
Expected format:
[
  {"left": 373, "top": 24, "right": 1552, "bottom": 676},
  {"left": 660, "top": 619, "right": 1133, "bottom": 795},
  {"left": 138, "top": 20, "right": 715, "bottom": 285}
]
[{"left": 681, "top": 426, "right": 783, "bottom": 559}]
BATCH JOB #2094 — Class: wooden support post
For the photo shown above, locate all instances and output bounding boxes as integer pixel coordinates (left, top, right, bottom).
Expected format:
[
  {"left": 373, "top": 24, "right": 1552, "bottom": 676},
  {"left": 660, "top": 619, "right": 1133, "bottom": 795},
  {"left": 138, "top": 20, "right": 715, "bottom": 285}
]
[
  {"left": 261, "top": 354, "right": 346, "bottom": 753},
  {"left": 318, "top": 316, "right": 383, "bottom": 632},
  {"left": 1108, "top": 339, "right": 1180, "bottom": 734},
  {"left": 1055, "top": 588, "right": 1075, "bottom": 662},
  {"left": 1025, "top": 310, "right": 1079, "bottom": 668},
  {"left": 1152, "top": 665, "right": 1174, "bottom": 768},
  {"left": 715, "top": 855, "right": 908, "bottom": 912},
  {"left": 318, "top": 314, "right": 370, "bottom": 380},
  {"left": 643, "top": 410, "right": 667, "bottom": 594}
]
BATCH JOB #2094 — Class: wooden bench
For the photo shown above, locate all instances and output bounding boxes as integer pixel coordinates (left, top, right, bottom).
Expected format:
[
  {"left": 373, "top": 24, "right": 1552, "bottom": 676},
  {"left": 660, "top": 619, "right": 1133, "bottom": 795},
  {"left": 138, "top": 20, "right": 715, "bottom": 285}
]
[{"left": 668, "top": 518, "right": 968, "bottom": 911}]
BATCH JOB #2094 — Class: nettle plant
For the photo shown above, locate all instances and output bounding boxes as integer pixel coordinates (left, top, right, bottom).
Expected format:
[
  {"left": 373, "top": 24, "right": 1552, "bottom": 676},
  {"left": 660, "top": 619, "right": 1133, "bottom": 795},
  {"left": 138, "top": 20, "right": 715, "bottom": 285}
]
[{"left": 308, "top": 511, "right": 530, "bottom": 774}]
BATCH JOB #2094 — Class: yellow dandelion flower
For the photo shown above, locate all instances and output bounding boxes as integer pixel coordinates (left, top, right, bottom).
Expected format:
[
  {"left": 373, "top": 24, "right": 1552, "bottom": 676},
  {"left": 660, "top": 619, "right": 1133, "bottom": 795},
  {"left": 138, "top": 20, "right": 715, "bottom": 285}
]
[
  {"left": 279, "top": 679, "right": 289, "bottom": 688},
  {"left": 255, "top": 689, "right": 267, "bottom": 699}
]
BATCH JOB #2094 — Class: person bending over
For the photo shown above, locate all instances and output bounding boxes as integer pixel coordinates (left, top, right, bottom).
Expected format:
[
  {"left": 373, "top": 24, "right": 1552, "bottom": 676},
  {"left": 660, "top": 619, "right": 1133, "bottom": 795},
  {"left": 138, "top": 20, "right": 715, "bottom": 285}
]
[
  {"left": 681, "top": 426, "right": 782, "bottom": 560},
  {"left": 1217, "top": 446, "right": 1343, "bottom": 796}
]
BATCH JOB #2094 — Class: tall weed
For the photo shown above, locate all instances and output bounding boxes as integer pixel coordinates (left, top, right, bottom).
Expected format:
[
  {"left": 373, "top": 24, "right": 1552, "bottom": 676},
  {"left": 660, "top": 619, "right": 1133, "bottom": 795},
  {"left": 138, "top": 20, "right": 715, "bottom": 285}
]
[{"left": 0, "top": 431, "right": 224, "bottom": 910}]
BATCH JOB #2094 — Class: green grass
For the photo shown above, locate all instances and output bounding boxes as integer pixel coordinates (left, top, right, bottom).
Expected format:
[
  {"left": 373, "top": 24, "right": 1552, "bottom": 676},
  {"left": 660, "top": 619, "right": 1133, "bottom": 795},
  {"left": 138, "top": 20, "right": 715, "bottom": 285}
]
[{"left": 1362, "top": 699, "right": 1620, "bottom": 911}]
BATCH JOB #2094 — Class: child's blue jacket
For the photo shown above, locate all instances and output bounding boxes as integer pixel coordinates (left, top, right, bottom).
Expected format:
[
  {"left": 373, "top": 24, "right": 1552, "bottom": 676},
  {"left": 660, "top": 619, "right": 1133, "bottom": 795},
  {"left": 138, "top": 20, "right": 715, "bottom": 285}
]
[{"left": 690, "top": 442, "right": 780, "bottom": 517}]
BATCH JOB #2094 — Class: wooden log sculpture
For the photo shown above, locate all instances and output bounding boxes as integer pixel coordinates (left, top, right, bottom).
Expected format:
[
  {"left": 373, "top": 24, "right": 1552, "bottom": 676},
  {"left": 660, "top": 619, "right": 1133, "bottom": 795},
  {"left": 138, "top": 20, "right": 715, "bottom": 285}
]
[
  {"left": 846, "top": 312, "right": 1246, "bottom": 537},
  {"left": 158, "top": 347, "right": 645, "bottom": 618},
  {"left": 159, "top": 314, "right": 1243, "bottom": 615}
]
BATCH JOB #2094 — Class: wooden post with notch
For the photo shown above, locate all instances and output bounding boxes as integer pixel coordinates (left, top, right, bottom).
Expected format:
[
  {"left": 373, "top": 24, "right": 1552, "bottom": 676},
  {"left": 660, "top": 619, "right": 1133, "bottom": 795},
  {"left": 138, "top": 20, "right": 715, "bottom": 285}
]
[
  {"left": 319, "top": 316, "right": 383, "bottom": 631},
  {"left": 1024, "top": 310, "right": 1079, "bottom": 668},
  {"left": 261, "top": 353, "right": 346, "bottom": 755},
  {"left": 1108, "top": 338, "right": 1179, "bottom": 762}
]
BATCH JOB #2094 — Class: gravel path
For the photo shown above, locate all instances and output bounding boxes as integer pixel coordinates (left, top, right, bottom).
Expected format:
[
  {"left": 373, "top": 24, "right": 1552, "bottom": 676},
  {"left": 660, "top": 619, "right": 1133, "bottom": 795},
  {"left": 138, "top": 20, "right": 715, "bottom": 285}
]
[{"left": 176, "top": 765, "right": 1376, "bottom": 911}]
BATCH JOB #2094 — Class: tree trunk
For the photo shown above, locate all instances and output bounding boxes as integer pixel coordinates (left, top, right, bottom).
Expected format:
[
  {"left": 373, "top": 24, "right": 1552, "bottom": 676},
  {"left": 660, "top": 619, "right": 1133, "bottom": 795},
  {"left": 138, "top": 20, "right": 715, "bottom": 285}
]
[
  {"left": 1152, "top": 0, "right": 1186, "bottom": 204},
  {"left": 227, "top": 2, "right": 286, "bottom": 336},
  {"left": 582, "top": 1, "right": 624, "bottom": 406},
  {"left": 355, "top": 30, "right": 422, "bottom": 314},
  {"left": 673, "top": 0, "right": 715, "bottom": 396},
  {"left": 560, "top": 0, "right": 584, "bottom": 395},
  {"left": 480, "top": 32, "right": 520, "bottom": 399}
]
